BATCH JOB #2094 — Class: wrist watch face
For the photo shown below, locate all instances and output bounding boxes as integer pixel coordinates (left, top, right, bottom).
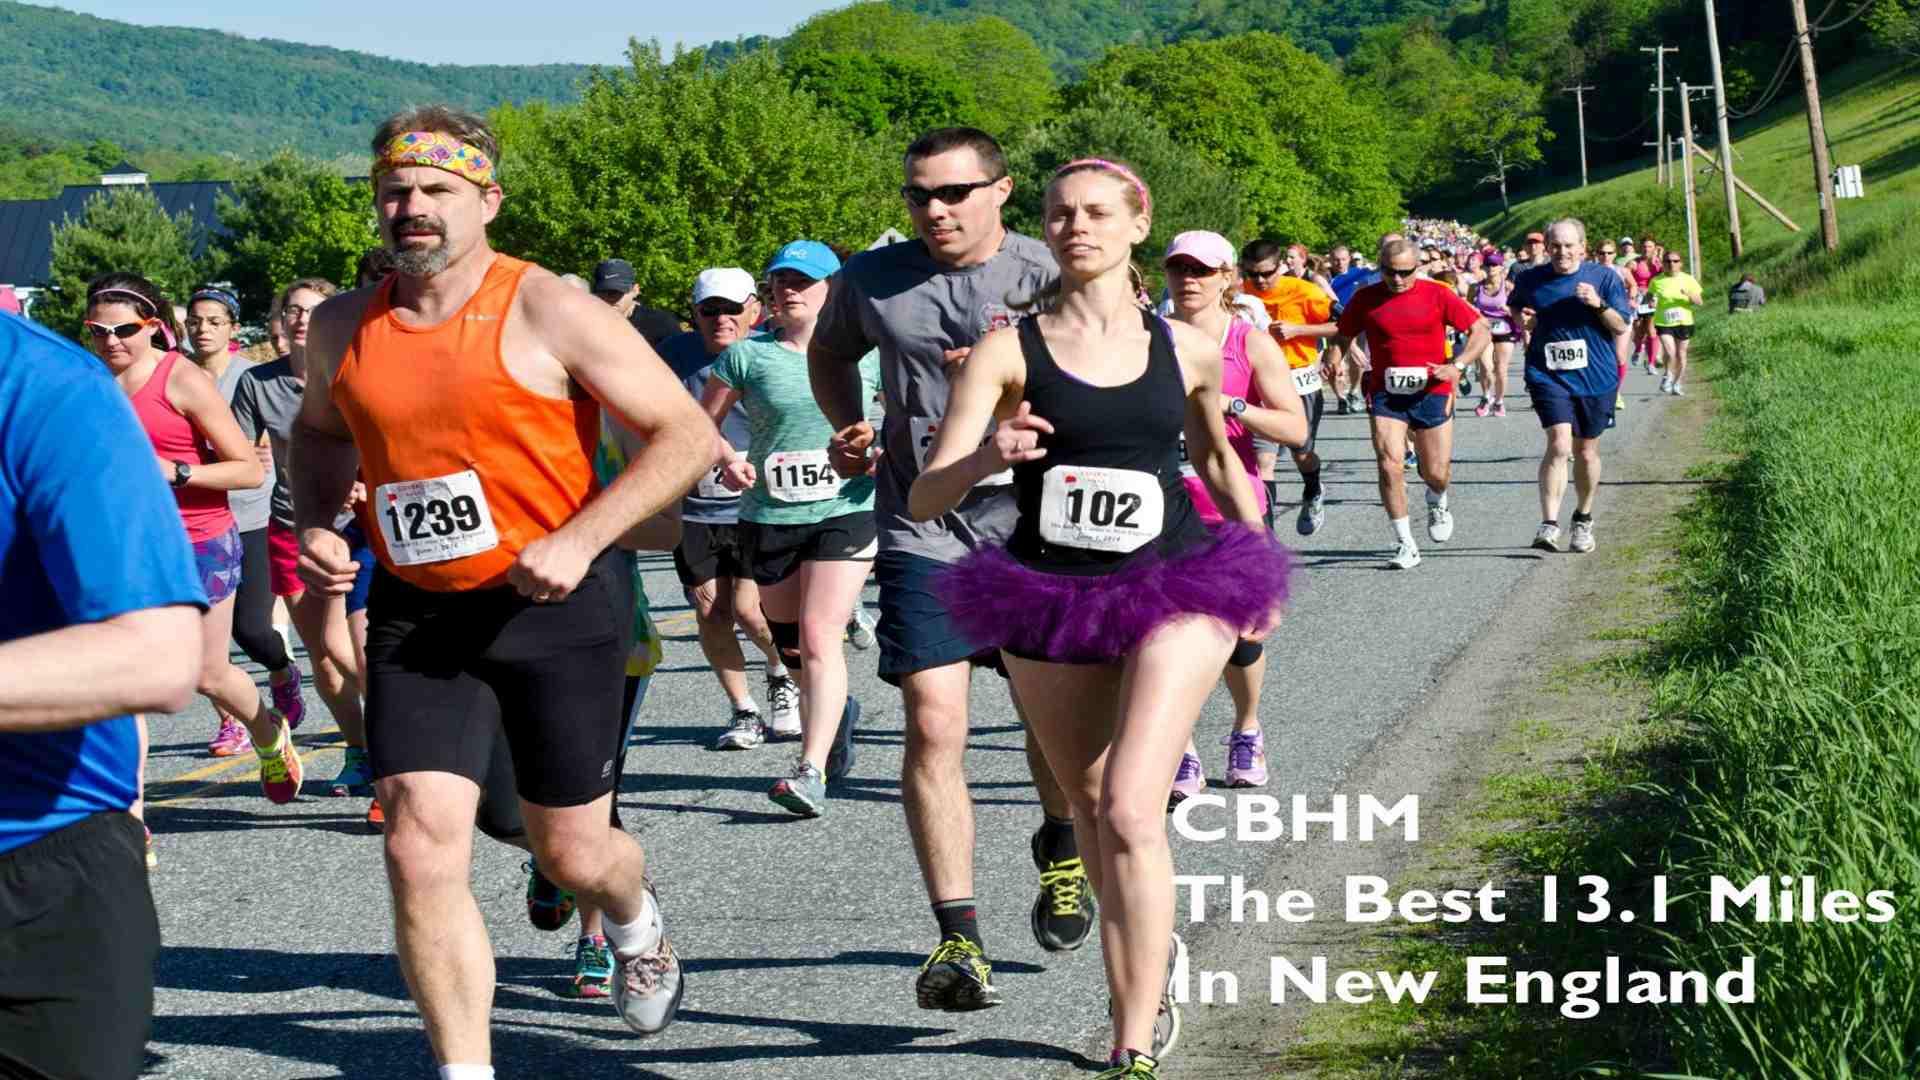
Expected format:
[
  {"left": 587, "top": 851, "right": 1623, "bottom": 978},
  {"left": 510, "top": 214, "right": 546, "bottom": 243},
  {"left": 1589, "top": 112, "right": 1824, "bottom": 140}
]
[
  {"left": 1229, "top": 397, "right": 1247, "bottom": 415},
  {"left": 174, "top": 461, "right": 191, "bottom": 486}
]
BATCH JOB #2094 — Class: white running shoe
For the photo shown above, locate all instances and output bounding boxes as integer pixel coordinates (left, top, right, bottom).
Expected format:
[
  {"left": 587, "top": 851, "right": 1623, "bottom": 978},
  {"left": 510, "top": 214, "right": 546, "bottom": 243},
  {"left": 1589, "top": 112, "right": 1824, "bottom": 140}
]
[
  {"left": 1532, "top": 522, "right": 1561, "bottom": 552},
  {"left": 846, "top": 609, "right": 877, "bottom": 651},
  {"left": 612, "top": 885, "right": 684, "bottom": 1036},
  {"left": 713, "top": 706, "right": 766, "bottom": 751},
  {"left": 1660, "top": 375, "right": 1674, "bottom": 394},
  {"left": 1671, "top": 383, "right": 1685, "bottom": 397},
  {"left": 1569, "top": 519, "right": 1596, "bottom": 553},
  {"left": 1296, "top": 493, "right": 1325, "bottom": 536},
  {"left": 1386, "top": 539, "right": 1422, "bottom": 570},
  {"left": 766, "top": 674, "right": 801, "bottom": 740},
  {"left": 1426, "top": 505, "right": 1454, "bottom": 543}
]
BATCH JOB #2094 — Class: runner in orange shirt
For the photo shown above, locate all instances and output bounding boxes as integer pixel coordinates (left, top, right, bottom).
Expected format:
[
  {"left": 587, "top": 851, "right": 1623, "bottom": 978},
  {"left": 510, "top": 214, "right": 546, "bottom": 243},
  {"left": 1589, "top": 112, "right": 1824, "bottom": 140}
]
[{"left": 1239, "top": 240, "right": 1339, "bottom": 535}]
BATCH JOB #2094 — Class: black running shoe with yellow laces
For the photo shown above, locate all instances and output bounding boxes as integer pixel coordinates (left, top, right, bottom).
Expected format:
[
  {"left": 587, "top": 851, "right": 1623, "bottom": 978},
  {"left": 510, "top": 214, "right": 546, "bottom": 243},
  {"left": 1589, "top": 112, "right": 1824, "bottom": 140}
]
[
  {"left": 1095, "top": 1051, "right": 1160, "bottom": 1078},
  {"left": 914, "top": 936, "right": 1002, "bottom": 1011},
  {"left": 1030, "top": 829, "right": 1095, "bottom": 952}
]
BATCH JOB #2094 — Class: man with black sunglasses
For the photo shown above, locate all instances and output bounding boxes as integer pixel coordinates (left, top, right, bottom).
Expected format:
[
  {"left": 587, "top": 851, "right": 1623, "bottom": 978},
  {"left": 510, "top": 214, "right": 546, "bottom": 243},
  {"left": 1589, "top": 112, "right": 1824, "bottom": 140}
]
[
  {"left": 809, "top": 126, "right": 1096, "bottom": 1016},
  {"left": 655, "top": 268, "right": 798, "bottom": 749}
]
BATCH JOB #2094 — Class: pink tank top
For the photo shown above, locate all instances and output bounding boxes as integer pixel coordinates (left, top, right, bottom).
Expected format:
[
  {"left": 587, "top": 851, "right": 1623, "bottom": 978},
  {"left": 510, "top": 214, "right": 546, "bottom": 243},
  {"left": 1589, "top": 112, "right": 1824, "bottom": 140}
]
[
  {"left": 131, "top": 351, "right": 233, "bottom": 542},
  {"left": 1182, "top": 319, "right": 1268, "bottom": 525}
]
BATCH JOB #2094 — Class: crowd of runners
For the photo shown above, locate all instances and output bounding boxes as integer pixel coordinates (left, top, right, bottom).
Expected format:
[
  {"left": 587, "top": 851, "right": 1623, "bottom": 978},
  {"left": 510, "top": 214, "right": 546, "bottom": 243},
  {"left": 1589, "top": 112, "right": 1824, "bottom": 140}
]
[{"left": 0, "top": 106, "right": 1711, "bottom": 1080}]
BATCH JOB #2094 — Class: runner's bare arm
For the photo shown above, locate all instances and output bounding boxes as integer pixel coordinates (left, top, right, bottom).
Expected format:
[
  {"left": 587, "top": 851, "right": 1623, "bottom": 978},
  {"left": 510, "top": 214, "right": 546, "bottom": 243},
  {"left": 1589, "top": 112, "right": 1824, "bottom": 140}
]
[
  {"left": 908, "top": 325, "right": 1026, "bottom": 522},
  {"left": 1450, "top": 318, "right": 1494, "bottom": 372},
  {"left": 806, "top": 276, "right": 872, "bottom": 432},
  {"left": 290, "top": 293, "right": 365, "bottom": 537},
  {"left": 1170, "top": 319, "right": 1260, "bottom": 529},
  {"left": 601, "top": 420, "right": 684, "bottom": 552},
  {"left": 1239, "top": 330, "right": 1310, "bottom": 449},
  {"left": 524, "top": 274, "right": 714, "bottom": 559},
  {"left": 168, "top": 361, "right": 265, "bottom": 491},
  {"left": 0, "top": 606, "right": 201, "bottom": 732}
]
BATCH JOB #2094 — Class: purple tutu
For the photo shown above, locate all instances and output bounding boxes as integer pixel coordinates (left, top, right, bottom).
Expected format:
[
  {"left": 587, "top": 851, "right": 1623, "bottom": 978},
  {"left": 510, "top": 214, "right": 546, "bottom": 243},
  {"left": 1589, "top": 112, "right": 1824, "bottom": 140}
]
[{"left": 937, "top": 524, "right": 1293, "bottom": 665}]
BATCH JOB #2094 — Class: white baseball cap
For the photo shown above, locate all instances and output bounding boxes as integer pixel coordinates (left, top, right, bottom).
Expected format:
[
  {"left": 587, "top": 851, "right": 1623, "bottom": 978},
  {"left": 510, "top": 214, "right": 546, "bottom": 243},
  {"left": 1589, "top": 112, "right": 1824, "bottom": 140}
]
[{"left": 692, "top": 267, "right": 756, "bottom": 305}]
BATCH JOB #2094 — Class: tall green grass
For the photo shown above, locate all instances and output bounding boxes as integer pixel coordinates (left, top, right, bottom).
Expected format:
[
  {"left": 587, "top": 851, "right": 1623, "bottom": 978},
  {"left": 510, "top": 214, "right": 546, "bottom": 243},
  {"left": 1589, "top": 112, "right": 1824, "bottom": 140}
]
[{"left": 1644, "top": 195, "right": 1920, "bottom": 1076}]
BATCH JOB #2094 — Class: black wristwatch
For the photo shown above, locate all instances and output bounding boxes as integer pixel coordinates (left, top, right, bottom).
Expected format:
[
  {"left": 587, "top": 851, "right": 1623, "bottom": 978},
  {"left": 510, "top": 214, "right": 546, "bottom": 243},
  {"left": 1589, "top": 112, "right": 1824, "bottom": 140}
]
[
  {"left": 1227, "top": 396, "right": 1248, "bottom": 416},
  {"left": 171, "top": 460, "right": 192, "bottom": 488}
]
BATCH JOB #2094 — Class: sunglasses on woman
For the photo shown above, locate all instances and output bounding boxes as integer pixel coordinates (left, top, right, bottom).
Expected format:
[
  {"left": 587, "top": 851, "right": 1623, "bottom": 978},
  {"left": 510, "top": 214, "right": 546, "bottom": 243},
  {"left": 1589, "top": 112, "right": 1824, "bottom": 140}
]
[
  {"left": 85, "top": 319, "right": 155, "bottom": 340},
  {"left": 1165, "top": 260, "right": 1220, "bottom": 278}
]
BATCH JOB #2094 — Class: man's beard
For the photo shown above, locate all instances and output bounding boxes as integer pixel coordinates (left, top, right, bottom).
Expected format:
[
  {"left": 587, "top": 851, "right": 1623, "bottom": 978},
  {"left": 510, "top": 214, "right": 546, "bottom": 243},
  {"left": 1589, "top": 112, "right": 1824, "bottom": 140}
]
[{"left": 390, "top": 242, "right": 452, "bottom": 277}]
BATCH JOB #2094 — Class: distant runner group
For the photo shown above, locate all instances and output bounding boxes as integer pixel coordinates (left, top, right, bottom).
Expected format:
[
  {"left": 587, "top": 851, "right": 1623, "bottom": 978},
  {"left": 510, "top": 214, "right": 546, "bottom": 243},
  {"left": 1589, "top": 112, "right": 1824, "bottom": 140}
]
[{"left": 0, "top": 105, "right": 1712, "bottom": 1080}]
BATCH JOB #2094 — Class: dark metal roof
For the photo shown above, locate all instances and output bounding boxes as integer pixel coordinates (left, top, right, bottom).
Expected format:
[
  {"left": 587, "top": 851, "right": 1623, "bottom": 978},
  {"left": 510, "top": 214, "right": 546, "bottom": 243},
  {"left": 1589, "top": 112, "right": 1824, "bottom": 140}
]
[{"left": 0, "top": 181, "right": 234, "bottom": 288}]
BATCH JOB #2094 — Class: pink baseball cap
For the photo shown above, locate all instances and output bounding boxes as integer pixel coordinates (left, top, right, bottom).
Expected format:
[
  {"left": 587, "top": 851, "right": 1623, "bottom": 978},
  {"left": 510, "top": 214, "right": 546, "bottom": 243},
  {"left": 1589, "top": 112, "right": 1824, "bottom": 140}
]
[{"left": 1163, "top": 231, "right": 1235, "bottom": 270}]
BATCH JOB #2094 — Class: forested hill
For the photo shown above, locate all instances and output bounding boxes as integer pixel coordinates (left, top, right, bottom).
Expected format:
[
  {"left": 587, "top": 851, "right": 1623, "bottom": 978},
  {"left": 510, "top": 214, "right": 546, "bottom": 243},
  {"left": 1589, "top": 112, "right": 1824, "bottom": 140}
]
[
  {"left": 893, "top": 0, "right": 1452, "bottom": 70},
  {"left": 0, "top": 1, "right": 590, "bottom": 154}
]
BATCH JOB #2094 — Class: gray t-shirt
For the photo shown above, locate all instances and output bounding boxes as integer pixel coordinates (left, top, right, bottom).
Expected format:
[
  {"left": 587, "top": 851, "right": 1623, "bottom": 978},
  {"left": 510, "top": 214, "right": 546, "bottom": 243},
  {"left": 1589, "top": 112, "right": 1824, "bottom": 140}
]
[
  {"left": 812, "top": 232, "right": 1057, "bottom": 564},
  {"left": 210, "top": 356, "right": 273, "bottom": 533},
  {"left": 229, "top": 356, "right": 349, "bottom": 531},
  {"left": 659, "top": 331, "right": 752, "bottom": 526}
]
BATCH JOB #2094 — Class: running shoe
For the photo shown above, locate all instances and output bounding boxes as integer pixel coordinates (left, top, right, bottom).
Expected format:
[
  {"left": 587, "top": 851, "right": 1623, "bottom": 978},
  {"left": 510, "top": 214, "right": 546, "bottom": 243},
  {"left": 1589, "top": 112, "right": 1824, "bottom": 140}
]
[
  {"left": 1296, "top": 493, "right": 1325, "bottom": 536},
  {"left": 766, "top": 674, "right": 801, "bottom": 740},
  {"left": 915, "top": 936, "right": 1002, "bottom": 1011},
  {"left": 365, "top": 797, "right": 385, "bottom": 833},
  {"left": 1426, "top": 505, "right": 1454, "bottom": 543},
  {"left": 713, "top": 706, "right": 766, "bottom": 751},
  {"left": 330, "top": 746, "right": 373, "bottom": 797},
  {"left": 769, "top": 758, "right": 827, "bottom": 818},
  {"left": 1458, "top": 373, "right": 1474, "bottom": 397},
  {"left": 1672, "top": 383, "right": 1685, "bottom": 397},
  {"left": 1403, "top": 448, "right": 1417, "bottom": 471},
  {"left": 255, "top": 717, "right": 302, "bottom": 804},
  {"left": 612, "top": 882, "right": 684, "bottom": 1036},
  {"left": 846, "top": 608, "right": 877, "bottom": 651},
  {"left": 1660, "top": 375, "right": 1673, "bottom": 394},
  {"left": 1335, "top": 395, "right": 1351, "bottom": 415},
  {"left": 525, "top": 860, "right": 577, "bottom": 932},
  {"left": 1644, "top": 359, "right": 1658, "bottom": 376},
  {"left": 1387, "top": 539, "right": 1422, "bottom": 570},
  {"left": 1223, "top": 730, "right": 1269, "bottom": 788},
  {"left": 1615, "top": 392, "right": 1626, "bottom": 411},
  {"left": 1095, "top": 1051, "right": 1160, "bottom": 1079},
  {"left": 1167, "top": 753, "right": 1206, "bottom": 810},
  {"left": 1492, "top": 400, "right": 1508, "bottom": 418},
  {"left": 566, "top": 934, "right": 615, "bottom": 999},
  {"left": 1029, "top": 830, "right": 1094, "bottom": 952},
  {"left": 1473, "top": 396, "right": 1492, "bottom": 418},
  {"left": 270, "top": 670, "right": 305, "bottom": 731},
  {"left": 145, "top": 825, "right": 157, "bottom": 871},
  {"left": 1569, "top": 519, "right": 1596, "bottom": 554},
  {"left": 1347, "top": 390, "right": 1365, "bottom": 413},
  {"left": 208, "top": 715, "right": 250, "bottom": 757},
  {"left": 1532, "top": 522, "right": 1561, "bottom": 552},
  {"left": 825, "top": 697, "right": 859, "bottom": 781},
  {"left": 1158, "top": 933, "right": 1186, "bottom": 1059}
]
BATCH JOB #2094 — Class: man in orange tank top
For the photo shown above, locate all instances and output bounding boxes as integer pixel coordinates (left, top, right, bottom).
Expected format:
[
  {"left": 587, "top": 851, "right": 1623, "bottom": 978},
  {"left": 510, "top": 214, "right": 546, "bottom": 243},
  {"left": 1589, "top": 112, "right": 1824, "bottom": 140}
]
[{"left": 288, "top": 106, "right": 716, "bottom": 1074}]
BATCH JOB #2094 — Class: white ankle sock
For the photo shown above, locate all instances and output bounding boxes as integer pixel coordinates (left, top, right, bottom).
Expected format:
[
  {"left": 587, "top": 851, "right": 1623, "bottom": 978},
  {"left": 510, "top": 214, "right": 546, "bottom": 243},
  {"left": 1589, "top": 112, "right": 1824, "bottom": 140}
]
[
  {"left": 439, "top": 1066, "right": 494, "bottom": 1080},
  {"left": 1389, "top": 517, "right": 1413, "bottom": 544},
  {"left": 605, "top": 888, "right": 660, "bottom": 959},
  {"left": 1425, "top": 487, "right": 1448, "bottom": 511}
]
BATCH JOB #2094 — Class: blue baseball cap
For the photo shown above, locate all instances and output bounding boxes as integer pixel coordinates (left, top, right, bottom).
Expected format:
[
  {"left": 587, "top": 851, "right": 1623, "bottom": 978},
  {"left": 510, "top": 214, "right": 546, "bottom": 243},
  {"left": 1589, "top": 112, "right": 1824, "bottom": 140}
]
[{"left": 764, "top": 240, "right": 840, "bottom": 281}]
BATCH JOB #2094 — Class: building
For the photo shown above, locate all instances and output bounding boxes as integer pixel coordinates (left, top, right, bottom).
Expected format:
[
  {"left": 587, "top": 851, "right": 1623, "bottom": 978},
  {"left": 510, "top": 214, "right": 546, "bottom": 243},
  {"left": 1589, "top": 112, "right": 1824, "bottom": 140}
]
[{"left": 0, "top": 164, "right": 233, "bottom": 317}]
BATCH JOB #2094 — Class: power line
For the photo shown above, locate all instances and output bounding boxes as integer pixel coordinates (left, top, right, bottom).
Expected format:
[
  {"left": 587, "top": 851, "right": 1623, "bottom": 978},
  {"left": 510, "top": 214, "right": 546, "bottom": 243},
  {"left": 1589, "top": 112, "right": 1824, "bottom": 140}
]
[
  {"left": 1815, "top": 0, "right": 1879, "bottom": 32},
  {"left": 1730, "top": 36, "right": 1803, "bottom": 118}
]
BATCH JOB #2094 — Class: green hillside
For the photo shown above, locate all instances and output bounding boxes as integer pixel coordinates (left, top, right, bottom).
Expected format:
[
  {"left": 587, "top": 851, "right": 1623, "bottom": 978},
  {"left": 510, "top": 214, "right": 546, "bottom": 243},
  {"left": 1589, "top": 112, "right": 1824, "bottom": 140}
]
[
  {"left": 1451, "top": 54, "right": 1920, "bottom": 283},
  {"left": 0, "top": 0, "right": 591, "bottom": 155}
]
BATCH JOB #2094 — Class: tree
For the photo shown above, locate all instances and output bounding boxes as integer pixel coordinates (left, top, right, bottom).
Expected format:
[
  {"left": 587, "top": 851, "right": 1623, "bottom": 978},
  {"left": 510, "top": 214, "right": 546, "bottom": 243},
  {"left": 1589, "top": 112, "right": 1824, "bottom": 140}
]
[
  {"left": 786, "top": 50, "right": 976, "bottom": 138},
  {"left": 1006, "top": 88, "right": 1250, "bottom": 288},
  {"left": 490, "top": 46, "right": 904, "bottom": 307},
  {"left": 1072, "top": 34, "right": 1403, "bottom": 248},
  {"left": 207, "top": 151, "right": 379, "bottom": 316},
  {"left": 1867, "top": 0, "right": 1920, "bottom": 57},
  {"left": 1452, "top": 78, "right": 1554, "bottom": 211},
  {"left": 39, "top": 188, "right": 199, "bottom": 339}
]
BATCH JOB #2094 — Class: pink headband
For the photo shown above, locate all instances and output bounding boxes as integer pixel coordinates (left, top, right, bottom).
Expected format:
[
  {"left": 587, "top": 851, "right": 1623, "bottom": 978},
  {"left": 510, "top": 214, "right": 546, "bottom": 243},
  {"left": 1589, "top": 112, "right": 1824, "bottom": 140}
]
[{"left": 1056, "top": 158, "right": 1152, "bottom": 218}]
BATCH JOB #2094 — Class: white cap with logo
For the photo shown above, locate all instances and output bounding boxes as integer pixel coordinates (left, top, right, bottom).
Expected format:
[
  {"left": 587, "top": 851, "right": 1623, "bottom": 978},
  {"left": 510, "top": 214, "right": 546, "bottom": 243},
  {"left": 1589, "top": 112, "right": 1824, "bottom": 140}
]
[{"left": 692, "top": 267, "right": 756, "bottom": 305}]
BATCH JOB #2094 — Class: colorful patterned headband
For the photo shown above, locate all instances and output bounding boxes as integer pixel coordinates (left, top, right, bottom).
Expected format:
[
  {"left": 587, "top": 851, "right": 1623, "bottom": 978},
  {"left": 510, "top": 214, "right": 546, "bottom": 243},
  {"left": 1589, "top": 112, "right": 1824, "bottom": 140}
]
[
  {"left": 1055, "top": 158, "right": 1153, "bottom": 218},
  {"left": 373, "top": 131, "right": 496, "bottom": 188}
]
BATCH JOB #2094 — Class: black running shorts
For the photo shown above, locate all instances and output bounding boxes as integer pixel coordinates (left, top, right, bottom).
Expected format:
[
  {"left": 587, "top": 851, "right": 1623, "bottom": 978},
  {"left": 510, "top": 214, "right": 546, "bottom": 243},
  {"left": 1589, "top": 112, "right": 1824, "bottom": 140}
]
[
  {"left": 363, "top": 548, "right": 634, "bottom": 808},
  {"left": 0, "top": 813, "right": 158, "bottom": 1080},
  {"left": 739, "top": 511, "right": 878, "bottom": 587},
  {"left": 672, "top": 521, "right": 749, "bottom": 589}
]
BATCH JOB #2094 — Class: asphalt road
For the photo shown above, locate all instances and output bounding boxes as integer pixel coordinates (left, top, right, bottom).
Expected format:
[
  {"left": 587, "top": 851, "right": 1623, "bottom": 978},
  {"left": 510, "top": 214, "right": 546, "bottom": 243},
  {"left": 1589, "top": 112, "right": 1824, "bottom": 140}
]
[{"left": 139, "top": 367, "right": 1670, "bottom": 1079}]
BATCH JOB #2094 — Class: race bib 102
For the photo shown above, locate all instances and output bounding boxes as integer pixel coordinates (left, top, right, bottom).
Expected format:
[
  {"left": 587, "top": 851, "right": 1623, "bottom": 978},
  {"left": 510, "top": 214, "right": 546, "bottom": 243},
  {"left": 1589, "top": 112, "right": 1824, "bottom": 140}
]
[
  {"left": 1544, "top": 340, "right": 1590, "bottom": 372},
  {"left": 910, "top": 417, "right": 1013, "bottom": 486},
  {"left": 1383, "top": 366, "right": 1430, "bottom": 394},
  {"left": 764, "top": 449, "right": 841, "bottom": 503},
  {"left": 375, "top": 469, "right": 499, "bottom": 567},
  {"left": 1038, "top": 465, "right": 1164, "bottom": 554}
]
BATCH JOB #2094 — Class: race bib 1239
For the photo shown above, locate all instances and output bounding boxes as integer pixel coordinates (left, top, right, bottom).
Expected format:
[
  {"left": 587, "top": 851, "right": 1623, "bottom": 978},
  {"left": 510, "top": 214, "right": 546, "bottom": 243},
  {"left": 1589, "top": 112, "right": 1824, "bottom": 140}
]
[{"left": 375, "top": 469, "right": 499, "bottom": 567}]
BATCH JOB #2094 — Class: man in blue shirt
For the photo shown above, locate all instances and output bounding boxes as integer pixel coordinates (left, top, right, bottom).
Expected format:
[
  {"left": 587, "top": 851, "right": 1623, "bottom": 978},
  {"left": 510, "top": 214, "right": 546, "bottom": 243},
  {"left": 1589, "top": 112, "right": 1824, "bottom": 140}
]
[
  {"left": 0, "top": 311, "right": 206, "bottom": 1080},
  {"left": 1329, "top": 242, "right": 1383, "bottom": 414},
  {"left": 1509, "top": 219, "right": 1632, "bottom": 555}
]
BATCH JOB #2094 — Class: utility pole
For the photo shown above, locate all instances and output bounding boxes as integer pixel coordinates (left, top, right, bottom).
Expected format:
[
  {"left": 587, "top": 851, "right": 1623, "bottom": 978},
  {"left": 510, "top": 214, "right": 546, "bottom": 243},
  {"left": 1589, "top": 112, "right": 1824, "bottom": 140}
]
[
  {"left": 1642, "top": 45, "right": 1678, "bottom": 184},
  {"left": 1678, "top": 84, "right": 1703, "bottom": 277},
  {"left": 1789, "top": 0, "right": 1840, "bottom": 251},
  {"left": 1703, "top": 0, "right": 1744, "bottom": 258},
  {"left": 1562, "top": 84, "right": 1595, "bottom": 186}
]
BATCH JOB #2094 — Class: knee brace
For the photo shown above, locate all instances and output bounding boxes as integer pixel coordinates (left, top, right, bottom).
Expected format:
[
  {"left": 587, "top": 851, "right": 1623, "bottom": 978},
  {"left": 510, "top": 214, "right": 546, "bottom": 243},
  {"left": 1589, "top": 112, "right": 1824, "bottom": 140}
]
[
  {"left": 1229, "top": 639, "right": 1265, "bottom": 668},
  {"left": 769, "top": 619, "right": 803, "bottom": 670}
]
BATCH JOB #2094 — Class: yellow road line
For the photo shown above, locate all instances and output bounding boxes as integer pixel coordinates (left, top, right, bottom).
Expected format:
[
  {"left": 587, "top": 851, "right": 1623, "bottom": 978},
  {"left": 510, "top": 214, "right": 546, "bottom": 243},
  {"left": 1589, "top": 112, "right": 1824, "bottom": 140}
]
[{"left": 146, "top": 731, "right": 345, "bottom": 806}]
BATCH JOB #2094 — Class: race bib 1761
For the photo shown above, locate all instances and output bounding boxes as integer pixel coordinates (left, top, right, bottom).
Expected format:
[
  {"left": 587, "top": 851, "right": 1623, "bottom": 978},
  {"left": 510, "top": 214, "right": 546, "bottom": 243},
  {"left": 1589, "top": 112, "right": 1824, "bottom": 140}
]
[
  {"left": 375, "top": 469, "right": 500, "bottom": 567},
  {"left": 1383, "top": 366, "right": 1430, "bottom": 394},
  {"left": 1038, "top": 465, "right": 1164, "bottom": 554}
]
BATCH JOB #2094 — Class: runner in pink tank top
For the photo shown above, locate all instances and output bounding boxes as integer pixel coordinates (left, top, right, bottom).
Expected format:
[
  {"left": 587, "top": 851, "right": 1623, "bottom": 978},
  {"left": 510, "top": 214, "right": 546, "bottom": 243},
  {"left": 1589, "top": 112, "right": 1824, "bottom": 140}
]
[
  {"left": 129, "top": 349, "right": 233, "bottom": 542},
  {"left": 1159, "top": 231, "right": 1309, "bottom": 797}
]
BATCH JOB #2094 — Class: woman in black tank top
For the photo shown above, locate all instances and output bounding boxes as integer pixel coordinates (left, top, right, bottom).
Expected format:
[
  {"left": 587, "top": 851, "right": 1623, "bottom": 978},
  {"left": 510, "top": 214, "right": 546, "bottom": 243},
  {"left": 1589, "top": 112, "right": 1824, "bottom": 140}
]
[{"left": 907, "top": 160, "right": 1293, "bottom": 1080}]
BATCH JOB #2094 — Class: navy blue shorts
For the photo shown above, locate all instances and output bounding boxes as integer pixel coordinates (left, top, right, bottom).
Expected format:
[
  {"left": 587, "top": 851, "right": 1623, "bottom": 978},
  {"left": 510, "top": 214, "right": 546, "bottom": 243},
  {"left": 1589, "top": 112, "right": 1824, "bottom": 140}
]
[
  {"left": 874, "top": 548, "right": 1005, "bottom": 687},
  {"left": 1531, "top": 388, "right": 1615, "bottom": 440},
  {"left": 1368, "top": 390, "right": 1453, "bottom": 431},
  {"left": 342, "top": 522, "right": 376, "bottom": 616}
]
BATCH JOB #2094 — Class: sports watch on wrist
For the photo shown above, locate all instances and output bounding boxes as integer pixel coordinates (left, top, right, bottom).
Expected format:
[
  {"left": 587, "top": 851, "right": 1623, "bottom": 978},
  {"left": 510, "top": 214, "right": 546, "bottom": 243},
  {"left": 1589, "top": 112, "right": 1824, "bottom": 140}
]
[
  {"left": 171, "top": 460, "right": 192, "bottom": 488},
  {"left": 1227, "top": 397, "right": 1248, "bottom": 416}
]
